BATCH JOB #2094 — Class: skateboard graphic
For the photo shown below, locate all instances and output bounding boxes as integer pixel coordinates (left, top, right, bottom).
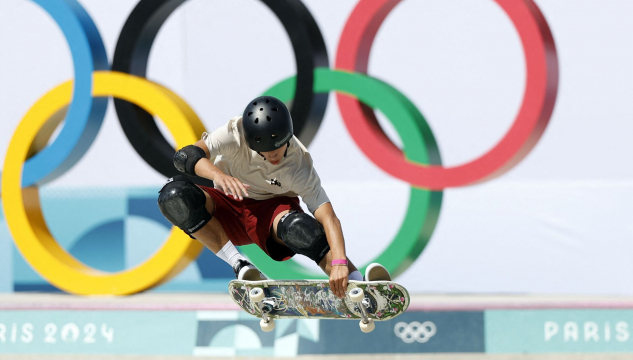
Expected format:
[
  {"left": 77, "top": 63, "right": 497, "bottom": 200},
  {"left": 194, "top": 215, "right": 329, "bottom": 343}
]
[{"left": 229, "top": 279, "right": 410, "bottom": 333}]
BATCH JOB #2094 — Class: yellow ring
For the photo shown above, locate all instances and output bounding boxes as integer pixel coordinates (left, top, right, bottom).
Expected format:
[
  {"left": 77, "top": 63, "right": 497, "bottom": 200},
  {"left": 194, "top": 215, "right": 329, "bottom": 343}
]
[{"left": 2, "top": 71, "right": 206, "bottom": 295}]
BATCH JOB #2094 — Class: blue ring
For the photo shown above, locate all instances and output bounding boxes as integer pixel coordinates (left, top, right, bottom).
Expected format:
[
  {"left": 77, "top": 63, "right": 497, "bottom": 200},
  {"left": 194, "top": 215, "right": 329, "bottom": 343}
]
[{"left": 16, "top": 0, "right": 108, "bottom": 187}]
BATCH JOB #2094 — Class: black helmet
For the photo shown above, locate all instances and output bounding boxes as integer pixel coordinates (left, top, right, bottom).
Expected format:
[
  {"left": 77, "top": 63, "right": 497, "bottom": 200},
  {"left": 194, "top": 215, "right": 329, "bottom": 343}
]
[{"left": 242, "top": 96, "right": 293, "bottom": 152}]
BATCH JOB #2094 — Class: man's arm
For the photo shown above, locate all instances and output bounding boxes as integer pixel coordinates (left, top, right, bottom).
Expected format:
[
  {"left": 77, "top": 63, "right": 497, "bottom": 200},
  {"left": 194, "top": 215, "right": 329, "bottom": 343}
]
[
  {"left": 314, "top": 202, "right": 349, "bottom": 297},
  {"left": 188, "top": 140, "right": 250, "bottom": 200}
]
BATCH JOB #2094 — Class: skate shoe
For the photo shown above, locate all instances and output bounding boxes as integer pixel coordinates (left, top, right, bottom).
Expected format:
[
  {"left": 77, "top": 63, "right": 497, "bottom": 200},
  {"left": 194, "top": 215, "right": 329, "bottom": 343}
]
[
  {"left": 364, "top": 263, "right": 391, "bottom": 281},
  {"left": 233, "top": 259, "right": 267, "bottom": 281}
]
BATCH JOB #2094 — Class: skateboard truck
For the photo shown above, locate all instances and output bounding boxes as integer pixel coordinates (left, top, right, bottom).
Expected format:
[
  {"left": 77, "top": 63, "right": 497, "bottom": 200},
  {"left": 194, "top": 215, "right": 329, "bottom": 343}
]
[
  {"left": 249, "top": 287, "right": 275, "bottom": 332},
  {"left": 348, "top": 288, "right": 375, "bottom": 333}
]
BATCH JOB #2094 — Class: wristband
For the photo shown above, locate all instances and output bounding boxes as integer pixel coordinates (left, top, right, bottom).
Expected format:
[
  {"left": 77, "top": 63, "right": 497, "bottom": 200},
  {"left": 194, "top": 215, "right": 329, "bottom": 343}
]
[{"left": 331, "top": 259, "right": 348, "bottom": 266}]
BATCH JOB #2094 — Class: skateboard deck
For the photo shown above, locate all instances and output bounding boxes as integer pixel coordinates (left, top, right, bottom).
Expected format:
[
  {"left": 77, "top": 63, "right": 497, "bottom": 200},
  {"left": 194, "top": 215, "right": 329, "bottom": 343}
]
[{"left": 229, "top": 279, "right": 410, "bottom": 321}]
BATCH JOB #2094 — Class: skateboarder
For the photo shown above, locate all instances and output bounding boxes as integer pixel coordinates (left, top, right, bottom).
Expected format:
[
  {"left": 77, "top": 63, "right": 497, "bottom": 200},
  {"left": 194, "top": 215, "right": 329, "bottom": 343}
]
[{"left": 158, "top": 96, "right": 391, "bottom": 298}]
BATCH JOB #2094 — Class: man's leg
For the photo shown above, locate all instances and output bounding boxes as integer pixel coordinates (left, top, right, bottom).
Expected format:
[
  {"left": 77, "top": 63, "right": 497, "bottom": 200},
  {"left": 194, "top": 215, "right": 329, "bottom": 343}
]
[
  {"left": 189, "top": 190, "right": 228, "bottom": 252},
  {"left": 189, "top": 192, "right": 264, "bottom": 280},
  {"left": 157, "top": 176, "right": 264, "bottom": 280},
  {"left": 271, "top": 210, "right": 391, "bottom": 282},
  {"left": 270, "top": 211, "right": 361, "bottom": 279}
]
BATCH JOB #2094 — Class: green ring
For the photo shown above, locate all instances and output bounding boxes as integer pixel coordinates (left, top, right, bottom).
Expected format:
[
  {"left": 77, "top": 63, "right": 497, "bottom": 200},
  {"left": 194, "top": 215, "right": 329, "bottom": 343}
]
[{"left": 241, "top": 68, "right": 443, "bottom": 279}]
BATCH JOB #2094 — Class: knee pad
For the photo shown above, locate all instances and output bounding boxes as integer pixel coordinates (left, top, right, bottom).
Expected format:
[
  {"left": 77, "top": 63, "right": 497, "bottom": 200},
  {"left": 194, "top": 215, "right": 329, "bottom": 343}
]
[
  {"left": 277, "top": 211, "right": 330, "bottom": 264},
  {"left": 157, "top": 175, "right": 212, "bottom": 234}
]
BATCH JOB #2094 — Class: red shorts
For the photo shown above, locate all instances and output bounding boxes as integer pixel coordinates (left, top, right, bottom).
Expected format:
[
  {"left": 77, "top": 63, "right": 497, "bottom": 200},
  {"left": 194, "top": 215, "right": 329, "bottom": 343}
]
[{"left": 199, "top": 186, "right": 303, "bottom": 261}]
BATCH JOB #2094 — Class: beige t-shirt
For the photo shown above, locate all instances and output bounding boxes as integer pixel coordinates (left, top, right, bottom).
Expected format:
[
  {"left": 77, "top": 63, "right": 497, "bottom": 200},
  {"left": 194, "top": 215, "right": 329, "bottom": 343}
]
[{"left": 201, "top": 116, "right": 330, "bottom": 214}]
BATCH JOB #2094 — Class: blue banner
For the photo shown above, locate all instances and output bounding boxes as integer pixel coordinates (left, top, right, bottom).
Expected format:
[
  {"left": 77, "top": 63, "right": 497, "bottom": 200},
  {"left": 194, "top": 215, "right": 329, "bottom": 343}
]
[
  {"left": 193, "top": 310, "right": 484, "bottom": 356},
  {"left": 300, "top": 311, "right": 485, "bottom": 354},
  {"left": 486, "top": 310, "right": 633, "bottom": 353},
  {"left": 0, "top": 311, "right": 197, "bottom": 354}
]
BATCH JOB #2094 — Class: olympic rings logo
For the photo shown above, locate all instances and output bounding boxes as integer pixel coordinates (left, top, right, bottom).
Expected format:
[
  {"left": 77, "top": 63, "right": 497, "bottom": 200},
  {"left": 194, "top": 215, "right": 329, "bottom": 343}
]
[
  {"left": 394, "top": 321, "right": 437, "bottom": 344},
  {"left": 1, "top": 0, "right": 558, "bottom": 295}
]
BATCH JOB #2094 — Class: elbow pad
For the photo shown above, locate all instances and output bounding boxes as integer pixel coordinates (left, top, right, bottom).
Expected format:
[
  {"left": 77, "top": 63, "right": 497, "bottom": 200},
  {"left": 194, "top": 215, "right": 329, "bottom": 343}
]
[{"left": 174, "top": 145, "right": 206, "bottom": 176}]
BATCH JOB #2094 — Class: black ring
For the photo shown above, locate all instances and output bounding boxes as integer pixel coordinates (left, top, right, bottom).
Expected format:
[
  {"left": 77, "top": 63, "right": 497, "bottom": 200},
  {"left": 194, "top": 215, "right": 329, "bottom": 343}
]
[{"left": 112, "top": 0, "right": 329, "bottom": 184}]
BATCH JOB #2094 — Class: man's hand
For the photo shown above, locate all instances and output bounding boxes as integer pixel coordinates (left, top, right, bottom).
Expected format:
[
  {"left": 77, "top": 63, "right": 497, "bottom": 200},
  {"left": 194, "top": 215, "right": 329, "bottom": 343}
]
[
  {"left": 213, "top": 173, "right": 250, "bottom": 200},
  {"left": 190, "top": 140, "right": 249, "bottom": 200},
  {"left": 329, "top": 265, "right": 349, "bottom": 299}
]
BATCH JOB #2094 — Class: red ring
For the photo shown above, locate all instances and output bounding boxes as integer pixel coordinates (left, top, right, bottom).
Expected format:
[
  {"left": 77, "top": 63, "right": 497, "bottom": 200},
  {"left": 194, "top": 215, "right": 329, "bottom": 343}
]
[{"left": 335, "top": 0, "right": 558, "bottom": 189}]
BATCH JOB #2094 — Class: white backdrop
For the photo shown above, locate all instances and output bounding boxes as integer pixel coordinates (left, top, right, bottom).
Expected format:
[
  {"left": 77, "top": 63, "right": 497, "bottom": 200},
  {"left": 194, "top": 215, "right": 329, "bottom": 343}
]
[{"left": 1, "top": 0, "right": 633, "bottom": 294}]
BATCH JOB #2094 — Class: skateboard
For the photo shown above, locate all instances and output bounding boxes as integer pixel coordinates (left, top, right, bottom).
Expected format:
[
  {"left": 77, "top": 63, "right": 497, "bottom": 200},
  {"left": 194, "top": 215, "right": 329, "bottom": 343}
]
[{"left": 228, "top": 279, "right": 410, "bottom": 333}]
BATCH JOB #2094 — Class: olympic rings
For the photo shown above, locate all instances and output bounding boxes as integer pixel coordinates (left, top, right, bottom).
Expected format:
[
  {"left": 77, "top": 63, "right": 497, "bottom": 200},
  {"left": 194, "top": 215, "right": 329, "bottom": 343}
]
[
  {"left": 1, "top": 71, "right": 205, "bottom": 295},
  {"left": 3, "top": 0, "right": 558, "bottom": 294},
  {"left": 335, "top": 0, "right": 558, "bottom": 189},
  {"left": 240, "top": 68, "right": 443, "bottom": 279},
  {"left": 111, "top": 0, "right": 329, "bottom": 183},
  {"left": 5, "top": 0, "right": 108, "bottom": 188},
  {"left": 394, "top": 321, "right": 437, "bottom": 343}
]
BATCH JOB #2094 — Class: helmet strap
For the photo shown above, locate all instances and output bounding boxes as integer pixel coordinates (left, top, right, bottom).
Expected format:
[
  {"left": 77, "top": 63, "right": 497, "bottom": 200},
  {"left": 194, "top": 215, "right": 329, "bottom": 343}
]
[{"left": 255, "top": 142, "right": 290, "bottom": 161}]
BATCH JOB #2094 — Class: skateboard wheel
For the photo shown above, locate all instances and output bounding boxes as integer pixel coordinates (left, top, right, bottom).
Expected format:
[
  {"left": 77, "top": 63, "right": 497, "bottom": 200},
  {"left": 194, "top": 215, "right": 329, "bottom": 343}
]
[
  {"left": 349, "top": 288, "right": 364, "bottom": 303},
  {"left": 260, "top": 318, "right": 275, "bottom": 332},
  {"left": 359, "top": 319, "right": 375, "bottom": 333},
  {"left": 250, "top": 288, "right": 265, "bottom": 302}
]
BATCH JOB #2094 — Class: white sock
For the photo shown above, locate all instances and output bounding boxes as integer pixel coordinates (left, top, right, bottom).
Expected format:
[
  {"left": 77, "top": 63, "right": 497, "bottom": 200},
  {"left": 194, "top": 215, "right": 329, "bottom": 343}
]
[
  {"left": 348, "top": 270, "right": 363, "bottom": 281},
  {"left": 214, "top": 241, "right": 247, "bottom": 268}
]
